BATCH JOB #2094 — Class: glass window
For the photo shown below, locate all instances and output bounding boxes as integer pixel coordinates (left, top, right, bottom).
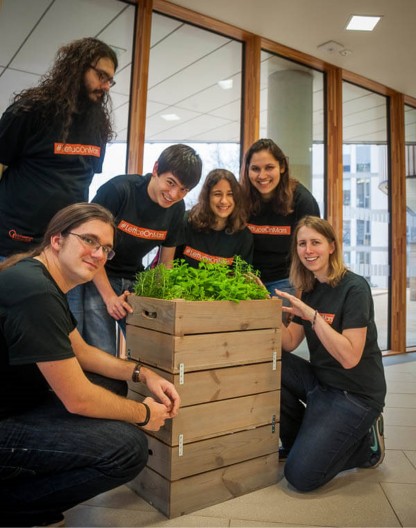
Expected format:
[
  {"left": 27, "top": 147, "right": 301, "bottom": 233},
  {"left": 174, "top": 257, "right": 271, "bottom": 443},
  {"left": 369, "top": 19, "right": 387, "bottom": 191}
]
[
  {"left": 260, "top": 51, "right": 325, "bottom": 359},
  {"left": 260, "top": 51, "right": 325, "bottom": 215},
  {"left": 356, "top": 180, "right": 371, "bottom": 209},
  {"left": 343, "top": 82, "right": 389, "bottom": 350},
  {"left": 89, "top": 1, "right": 135, "bottom": 198},
  {"left": 343, "top": 219, "right": 351, "bottom": 245},
  {"left": 405, "top": 105, "right": 416, "bottom": 348},
  {"left": 144, "top": 13, "right": 243, "bottom": 208},
  {"left": 356, "top": 219, "right": 371, "bottom": 246},
  {"left": 343, "top": 178, "right": 351, "bottom": 206},
  {"left": 0, "top": 0, "right": 134, "bottom": 201}
]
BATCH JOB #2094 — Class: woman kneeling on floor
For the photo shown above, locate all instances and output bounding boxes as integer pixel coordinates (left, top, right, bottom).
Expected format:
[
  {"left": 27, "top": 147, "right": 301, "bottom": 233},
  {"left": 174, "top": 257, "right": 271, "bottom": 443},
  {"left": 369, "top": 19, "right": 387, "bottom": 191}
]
[{"left": 276, "top": 215, "right": 386, "bottom": 492}]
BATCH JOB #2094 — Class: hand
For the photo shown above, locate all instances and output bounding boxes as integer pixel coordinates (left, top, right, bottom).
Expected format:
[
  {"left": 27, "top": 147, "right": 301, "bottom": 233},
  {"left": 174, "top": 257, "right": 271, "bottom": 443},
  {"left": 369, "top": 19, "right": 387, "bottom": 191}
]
[
  {"left": 244, "top": 272, "right": 271, "bottom": 298},
  {"left": 140, "top": 367, "right": 180, "bottom": 417},
  {"left": 141, "top": 397, "right": 172, "bottom": 431},
  {"left": 274, "top": 289, "right": 315, "bottom": 323},
  {"left": 105, "top": 290, "right": 133, "bottom": 320}
]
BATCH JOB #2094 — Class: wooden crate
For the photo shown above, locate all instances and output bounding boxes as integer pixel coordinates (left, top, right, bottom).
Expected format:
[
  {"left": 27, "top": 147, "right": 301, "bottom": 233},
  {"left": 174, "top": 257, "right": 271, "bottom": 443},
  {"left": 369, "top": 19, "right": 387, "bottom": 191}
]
[{"left": 126, "top": 296, "right": 282, "bottom": 518}]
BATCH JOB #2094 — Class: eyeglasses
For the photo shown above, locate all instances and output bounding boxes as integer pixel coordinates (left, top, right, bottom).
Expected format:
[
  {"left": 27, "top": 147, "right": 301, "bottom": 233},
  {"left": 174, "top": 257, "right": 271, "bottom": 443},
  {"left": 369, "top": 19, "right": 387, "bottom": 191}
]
[
  {"left": 89, "top": 65, "right": 116, "bottom": 88},
  {"left": 67, "top": 232, "right": 115, "bottom": 260}
]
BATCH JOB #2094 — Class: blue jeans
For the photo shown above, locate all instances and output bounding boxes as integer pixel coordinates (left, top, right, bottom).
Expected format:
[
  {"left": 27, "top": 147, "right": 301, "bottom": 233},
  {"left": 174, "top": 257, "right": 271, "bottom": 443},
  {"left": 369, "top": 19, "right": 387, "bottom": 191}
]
[
  {"left": 67, "top": 276, "right": 135, "bottom": 357},
  {"left": 265, "top": 278, "right": 295, "bottom": 325},
  {"left": 0, "top": 376, "right": 148, "bottom": 526},
  {"left": 280, "top": 352, "right": 379, "bottom": 492}
]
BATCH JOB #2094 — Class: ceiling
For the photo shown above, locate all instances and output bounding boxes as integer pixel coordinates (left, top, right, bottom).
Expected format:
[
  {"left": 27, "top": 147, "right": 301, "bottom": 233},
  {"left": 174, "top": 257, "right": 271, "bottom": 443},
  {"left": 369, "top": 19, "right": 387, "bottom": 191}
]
[
  {"left": 170, "top": 0, "right": 416, "bottom": 101},
  {"left": 0, "top": 0, "right": 415, "bottom": 145}
]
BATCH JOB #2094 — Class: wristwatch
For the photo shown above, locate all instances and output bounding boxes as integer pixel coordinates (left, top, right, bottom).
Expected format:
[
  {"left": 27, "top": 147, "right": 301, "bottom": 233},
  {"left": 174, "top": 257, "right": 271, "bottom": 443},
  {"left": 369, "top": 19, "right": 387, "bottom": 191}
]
[{"left": 131, "top": 361, "right": 142, "bottom": 383}]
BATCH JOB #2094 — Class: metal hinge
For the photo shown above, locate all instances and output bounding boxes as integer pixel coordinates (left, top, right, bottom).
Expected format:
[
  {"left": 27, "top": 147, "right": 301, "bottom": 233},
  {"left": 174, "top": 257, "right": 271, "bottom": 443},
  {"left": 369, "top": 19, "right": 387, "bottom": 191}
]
[
  {"left": 179, "top": 363, "right": 185, "bottom": 384},
  {"left": 272, "top": 351, "right": 277, "bottom": 370},
  {"left": 178, "top": 434, "right": 184, "bottom": 456}
]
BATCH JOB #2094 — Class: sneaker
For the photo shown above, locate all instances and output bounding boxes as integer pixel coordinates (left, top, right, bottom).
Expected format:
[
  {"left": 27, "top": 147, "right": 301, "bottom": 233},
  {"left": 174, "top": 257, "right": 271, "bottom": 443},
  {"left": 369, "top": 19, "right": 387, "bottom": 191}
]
[{"left": 368, "top": 414, "right": 385, "bottom": 468}]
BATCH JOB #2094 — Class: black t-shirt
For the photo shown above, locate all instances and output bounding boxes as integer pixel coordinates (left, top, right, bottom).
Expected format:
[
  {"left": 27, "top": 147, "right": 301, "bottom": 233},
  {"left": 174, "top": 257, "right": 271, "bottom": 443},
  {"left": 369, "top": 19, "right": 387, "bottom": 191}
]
[
  {"left": 175, "top": 213, "right": 254, "bottom": 267},
  {"left": 0, "top": 259, "right": 76, "bottom": 419},
  {"left": 248, "top": 182, "right": 320, "bottom": 282},
  {"left": 92, "top": 173, "right": 185, "bottom": 280},
  {"left": 0, "top": 103, "right": 105, "bottom": 255},
  {"left": 293, "top": 271, "right": 386, "bottom": 411}
]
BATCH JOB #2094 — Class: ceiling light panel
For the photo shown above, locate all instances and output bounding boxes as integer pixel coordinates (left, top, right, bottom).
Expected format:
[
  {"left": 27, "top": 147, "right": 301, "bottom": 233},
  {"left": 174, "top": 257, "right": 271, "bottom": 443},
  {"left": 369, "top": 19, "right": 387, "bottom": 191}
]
[{"left": 346, "top": 15, "right": 382, "bottom": 31}]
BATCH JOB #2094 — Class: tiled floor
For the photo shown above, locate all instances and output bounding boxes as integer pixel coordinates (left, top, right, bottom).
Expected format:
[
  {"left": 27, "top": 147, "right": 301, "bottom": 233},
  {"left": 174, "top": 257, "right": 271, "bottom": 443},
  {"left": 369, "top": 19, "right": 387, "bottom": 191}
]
[{"left": 65, "top": 353, "right": 416, "bottom": 527}]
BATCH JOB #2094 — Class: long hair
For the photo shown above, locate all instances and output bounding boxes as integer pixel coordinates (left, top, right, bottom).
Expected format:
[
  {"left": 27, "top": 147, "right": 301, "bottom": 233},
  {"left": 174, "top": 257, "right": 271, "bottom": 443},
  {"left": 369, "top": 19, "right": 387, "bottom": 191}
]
[
  {"left": 289, "top": 216, "right": 347, "bottom": 292},
  {"left": 0, "top": 203, "right": 115, "bottom": 272},
  {"left": 188, "top": 169, "right": 247, "bottom": 234},
  {"left": 240, "top": 138, "right": 297, "bottom": 216},
  {"left": 12, "top": 38, "right": 118, "bottom": 143}
]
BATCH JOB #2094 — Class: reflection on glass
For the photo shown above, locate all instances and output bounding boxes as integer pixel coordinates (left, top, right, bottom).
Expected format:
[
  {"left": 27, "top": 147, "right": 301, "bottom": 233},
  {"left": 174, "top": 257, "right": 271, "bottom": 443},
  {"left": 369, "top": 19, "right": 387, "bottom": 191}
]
[
  {"left": 260, "top": 51, "right": 325, "bottom": 216},
  {"left": 405, "top": 105, "right": 416, "bottom": 347},
  {"left": 89, "top": 143, "right": 128, "bottom": 200},
  {"left": 259, "top": 51, "right": 324, "bottom": 358},
  {"left": 343, "top": 83, "right": 389, "bottom": 350},
  {"left": 144, "top": 13, "right": 243, "bottom": 192}
]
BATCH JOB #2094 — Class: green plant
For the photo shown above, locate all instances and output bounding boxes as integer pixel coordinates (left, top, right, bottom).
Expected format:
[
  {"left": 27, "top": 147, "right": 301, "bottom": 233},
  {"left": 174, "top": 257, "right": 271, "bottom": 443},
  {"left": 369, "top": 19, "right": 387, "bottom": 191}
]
[{"left": 133, "top": 257, "right": 269, "bottom": 302}]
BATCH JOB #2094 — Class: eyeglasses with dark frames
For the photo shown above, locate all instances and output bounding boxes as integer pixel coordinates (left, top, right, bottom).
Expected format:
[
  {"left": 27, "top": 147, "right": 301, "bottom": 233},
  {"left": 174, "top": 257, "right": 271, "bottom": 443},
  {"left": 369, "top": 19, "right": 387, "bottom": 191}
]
[
  {"left": 67, "top": 232, "right": 115, "bottom": 260},
  {"left": 89, "top": 65, "right": 116, "bottom": 88}
]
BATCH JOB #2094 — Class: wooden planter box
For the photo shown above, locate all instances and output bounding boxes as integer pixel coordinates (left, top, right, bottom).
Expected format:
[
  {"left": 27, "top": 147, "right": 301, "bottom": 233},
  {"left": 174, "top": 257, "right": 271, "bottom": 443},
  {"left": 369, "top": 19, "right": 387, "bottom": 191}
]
[{"left": 126, "top": 296, "right": 282, "bottom": 518}]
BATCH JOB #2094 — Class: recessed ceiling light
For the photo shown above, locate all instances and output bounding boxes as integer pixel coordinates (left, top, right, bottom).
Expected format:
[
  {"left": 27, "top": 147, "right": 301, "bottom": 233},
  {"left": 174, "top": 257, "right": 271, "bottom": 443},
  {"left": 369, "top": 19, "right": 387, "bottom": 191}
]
[
  {"left": 346, "top": 15, "right": 382, "bottom": 31},
  {"left": 218, "top": 79, "right": 233, "bottom": 90},
  {"left": 161, "top": 114, "right": 180, "bottom": 121}
]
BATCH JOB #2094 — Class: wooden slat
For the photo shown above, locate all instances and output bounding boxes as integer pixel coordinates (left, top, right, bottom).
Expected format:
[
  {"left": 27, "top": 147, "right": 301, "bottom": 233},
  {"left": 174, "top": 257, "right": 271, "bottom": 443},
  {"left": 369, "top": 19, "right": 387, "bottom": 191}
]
[
  {"left": 127, "top": 325, "right": 280, "bottom": 373},
  {"left": 127, "top": 296, "right": 281, "bottom": 335},
  {"left": 145, "top": 425, "right": 279, "bottom": 480},
  {"left": 128, "top": 361, "right": 281, "bottom": 406},
  {"left": 149, "top": 390, "right": 280, "bottom": 445},
  {"left": 129, "top": 452, "right": 280, "bottom": 518}
]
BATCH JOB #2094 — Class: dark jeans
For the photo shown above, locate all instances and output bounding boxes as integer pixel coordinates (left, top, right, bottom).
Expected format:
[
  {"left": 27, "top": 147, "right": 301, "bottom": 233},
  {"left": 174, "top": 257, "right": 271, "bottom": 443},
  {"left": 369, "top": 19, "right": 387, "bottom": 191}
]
[
  {"left": 0, "top": 376, "right": 147, "bottom": 526},
  {"left": 280, "top": 352, "right": 380, "bottom": 492}
]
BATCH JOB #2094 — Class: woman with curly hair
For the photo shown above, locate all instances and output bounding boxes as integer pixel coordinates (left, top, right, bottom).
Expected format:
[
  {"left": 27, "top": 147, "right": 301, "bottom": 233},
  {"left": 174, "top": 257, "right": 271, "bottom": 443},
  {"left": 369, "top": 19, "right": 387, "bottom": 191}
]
[
  {"left": 240, "top": 138, "right": 320, "bottom": 299},
  {"left": 0, "top": 37, "right": 118, "bottom": 258},
  {"left": 175, "top": 168, "right": 253, "bottom": 267}
]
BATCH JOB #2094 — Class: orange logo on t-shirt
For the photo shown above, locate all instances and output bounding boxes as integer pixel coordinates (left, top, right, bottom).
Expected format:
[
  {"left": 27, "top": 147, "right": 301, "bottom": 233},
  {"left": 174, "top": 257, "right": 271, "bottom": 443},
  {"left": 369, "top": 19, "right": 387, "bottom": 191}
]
[
  {"left": 183, "top": 246, "right": 233, "bottom": 265},
  {"left": 320, "top": 313, "right": 335, "bottom": 325},
  {"left": 54, "top": 143, "right": 101, "bottom": 157},
  {"left": 247, "top": 224, "right": 291, "bottom": 235},
  {"left": 117, "top": 220, "right": 167, "bottom": 241}
]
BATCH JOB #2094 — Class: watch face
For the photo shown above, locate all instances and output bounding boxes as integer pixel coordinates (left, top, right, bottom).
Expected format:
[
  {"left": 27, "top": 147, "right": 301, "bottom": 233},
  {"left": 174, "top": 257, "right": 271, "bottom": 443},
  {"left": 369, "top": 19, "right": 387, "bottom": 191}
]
[{"left": 132, "top": 363, "right": 141, "bottom": 382}]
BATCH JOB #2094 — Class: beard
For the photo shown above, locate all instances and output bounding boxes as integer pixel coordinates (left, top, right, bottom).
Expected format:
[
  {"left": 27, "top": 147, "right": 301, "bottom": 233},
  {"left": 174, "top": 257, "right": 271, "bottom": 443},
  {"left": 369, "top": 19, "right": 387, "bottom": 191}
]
[{"left": 77, "top": 86, "right": 112, "bottom": 142}]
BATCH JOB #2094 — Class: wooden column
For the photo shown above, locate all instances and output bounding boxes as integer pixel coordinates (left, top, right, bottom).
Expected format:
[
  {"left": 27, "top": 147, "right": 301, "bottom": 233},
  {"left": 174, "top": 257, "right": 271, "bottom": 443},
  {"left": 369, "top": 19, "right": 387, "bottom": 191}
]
[
  {"left": 326, "top": 66, "right": 343, "bottom": 241},
  {"left": 242, "top": 35, "right": 261, "bottom": 162},
  {"left": 390, "top": 92, "right": 406, "bottom": 353},
  {"left": 127, "top": 0, "right": 153, "bottom": 174}
]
